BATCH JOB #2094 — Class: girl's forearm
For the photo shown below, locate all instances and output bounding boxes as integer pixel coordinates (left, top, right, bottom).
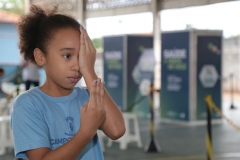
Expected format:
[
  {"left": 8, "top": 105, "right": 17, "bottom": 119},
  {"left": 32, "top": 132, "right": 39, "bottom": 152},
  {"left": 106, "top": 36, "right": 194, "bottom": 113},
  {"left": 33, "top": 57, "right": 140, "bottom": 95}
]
[
  {"left": 27, "top": 129, "right": 94, "bottom": 160},
  {"left": 100, "top": 89, "right": 126, "bottom": 140}
]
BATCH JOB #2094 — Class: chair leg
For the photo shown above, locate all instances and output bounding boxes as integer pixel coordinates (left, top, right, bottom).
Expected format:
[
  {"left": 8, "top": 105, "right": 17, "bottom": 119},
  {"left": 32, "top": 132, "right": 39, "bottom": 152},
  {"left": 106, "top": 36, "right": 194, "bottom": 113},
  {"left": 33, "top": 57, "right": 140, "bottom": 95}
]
[
  {"left": 119, "top": 141, "right": 127, "bottom": 150},
  {"left": 134, "top": 118, "right": 142, "bottom": 148},
  {"left": 107, "top": 139, "right": 113, "bottom": 147}
]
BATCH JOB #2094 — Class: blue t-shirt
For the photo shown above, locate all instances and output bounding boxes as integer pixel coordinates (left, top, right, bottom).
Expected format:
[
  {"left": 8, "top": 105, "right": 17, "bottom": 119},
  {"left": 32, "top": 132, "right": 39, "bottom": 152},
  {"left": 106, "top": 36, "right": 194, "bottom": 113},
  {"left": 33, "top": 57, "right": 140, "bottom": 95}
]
[{"left": 11, "top": 87, "right": 104, "bottom": 159}]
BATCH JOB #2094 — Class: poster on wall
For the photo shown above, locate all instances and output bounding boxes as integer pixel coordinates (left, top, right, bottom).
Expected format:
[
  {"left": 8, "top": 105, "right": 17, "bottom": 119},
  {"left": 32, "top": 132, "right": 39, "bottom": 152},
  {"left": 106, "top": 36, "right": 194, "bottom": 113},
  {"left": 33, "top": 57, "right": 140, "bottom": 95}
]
[
  {"left": 197, "top": 36, "right": 222, "bottom": 120},
  {"left": 126, "top": 36, "right": 154, "bottom": 118},
  {"left": 161, "top": 31, "right": 190, "bottom": 121},
  {"left": 103, "top": 36, "right": 124, "bottom": 111}
]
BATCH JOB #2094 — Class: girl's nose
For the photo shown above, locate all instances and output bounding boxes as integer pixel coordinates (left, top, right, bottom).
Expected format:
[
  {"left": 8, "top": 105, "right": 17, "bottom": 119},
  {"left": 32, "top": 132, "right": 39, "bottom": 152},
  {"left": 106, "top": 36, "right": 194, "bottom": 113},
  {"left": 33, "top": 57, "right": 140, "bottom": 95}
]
[{"left": 72, "top": 60, "right": 80, "bottom": 73}]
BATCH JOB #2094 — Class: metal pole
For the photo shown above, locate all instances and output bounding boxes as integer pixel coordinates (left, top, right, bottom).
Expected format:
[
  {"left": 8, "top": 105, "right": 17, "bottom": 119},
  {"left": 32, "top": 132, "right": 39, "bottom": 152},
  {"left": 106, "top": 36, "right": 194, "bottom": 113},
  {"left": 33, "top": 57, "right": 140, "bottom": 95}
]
[
  {"left": 205, "top": 94, "right": 213, "bottom": 160},
  {"left": 230, "top": 73, "right": 236, "bottom": 109},
  {"left": 144, "top": 83, "right": 161, "bottom": 152}
]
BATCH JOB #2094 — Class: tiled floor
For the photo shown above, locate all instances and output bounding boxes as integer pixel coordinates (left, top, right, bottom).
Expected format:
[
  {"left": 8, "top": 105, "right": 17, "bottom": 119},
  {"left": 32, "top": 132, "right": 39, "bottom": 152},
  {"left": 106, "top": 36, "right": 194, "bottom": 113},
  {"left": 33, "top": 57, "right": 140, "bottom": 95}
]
[{"left": 1, "top": 92, "right": 240, "bottom": 160}]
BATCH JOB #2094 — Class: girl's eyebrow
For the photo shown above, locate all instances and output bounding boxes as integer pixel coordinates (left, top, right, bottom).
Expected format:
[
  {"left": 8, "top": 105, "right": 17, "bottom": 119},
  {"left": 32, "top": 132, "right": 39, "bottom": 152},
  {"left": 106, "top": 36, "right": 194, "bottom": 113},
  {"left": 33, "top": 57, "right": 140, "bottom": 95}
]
[{"left": 60, "top": 48, "right": 75, "bottom": 51}]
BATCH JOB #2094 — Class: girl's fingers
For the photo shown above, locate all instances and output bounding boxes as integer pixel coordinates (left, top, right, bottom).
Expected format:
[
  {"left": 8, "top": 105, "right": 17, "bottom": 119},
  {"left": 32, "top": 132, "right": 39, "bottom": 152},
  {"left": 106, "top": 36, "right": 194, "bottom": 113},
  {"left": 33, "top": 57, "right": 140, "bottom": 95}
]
[
  {"left": 81, "top": 26, "right": 96, "bottom": 54},
  {"left": 80, "top": 26, "right": 90, "bottom": 52},
  {"left": 90, "top": 79, "right": 98, "bottom": 105},
  {"left": 79, "top": 27, "right": 86, "bottom": 53},
  {"left": 89, "top": 79, "right": 104, "bottom": 110},
  {"left": 85, "top": 30, "right": 96, "bottom": 53},
  {"left": 96, "top": 78, "right": 101, "bottom": 106},
  {"left": 100, "top": 81, "right": 105, "bottom": 105}
]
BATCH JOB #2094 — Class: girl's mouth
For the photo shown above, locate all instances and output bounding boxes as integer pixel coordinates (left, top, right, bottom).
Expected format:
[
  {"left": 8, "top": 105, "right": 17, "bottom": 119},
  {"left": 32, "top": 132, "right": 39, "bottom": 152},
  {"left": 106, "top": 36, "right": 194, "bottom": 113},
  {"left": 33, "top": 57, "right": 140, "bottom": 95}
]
[{"left": 68, "top": 77, "right": 80, "bottom": 83}]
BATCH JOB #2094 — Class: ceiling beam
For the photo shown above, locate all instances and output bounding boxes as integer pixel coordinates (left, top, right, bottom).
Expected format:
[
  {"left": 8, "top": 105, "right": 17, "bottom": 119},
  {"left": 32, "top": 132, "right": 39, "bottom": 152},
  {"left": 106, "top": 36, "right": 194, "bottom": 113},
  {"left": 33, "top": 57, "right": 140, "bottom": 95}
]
[
  {"left": 85, "top": 0, "right": 235, "bottom": 18},
  {"left": 159, "top": 0, "right": 235, "bottom": 10},
  {"left": 85, "top": 3, "right": 151, "bottom": 18}
]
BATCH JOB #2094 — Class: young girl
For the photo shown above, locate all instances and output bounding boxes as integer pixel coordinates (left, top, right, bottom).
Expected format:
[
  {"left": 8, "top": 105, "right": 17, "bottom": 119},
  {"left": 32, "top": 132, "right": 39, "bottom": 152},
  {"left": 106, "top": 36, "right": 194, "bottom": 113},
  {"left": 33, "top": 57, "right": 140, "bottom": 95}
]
[{"left": 11, "top": 5, "right": 125, "bottom": 160}]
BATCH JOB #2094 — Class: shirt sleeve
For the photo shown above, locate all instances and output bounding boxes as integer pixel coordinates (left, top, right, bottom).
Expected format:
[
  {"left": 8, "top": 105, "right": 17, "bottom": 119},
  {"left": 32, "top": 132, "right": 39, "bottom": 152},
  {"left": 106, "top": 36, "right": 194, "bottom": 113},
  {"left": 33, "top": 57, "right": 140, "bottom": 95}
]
[{"left": 11, "top": 97, "right": 50, "bottom": 158}]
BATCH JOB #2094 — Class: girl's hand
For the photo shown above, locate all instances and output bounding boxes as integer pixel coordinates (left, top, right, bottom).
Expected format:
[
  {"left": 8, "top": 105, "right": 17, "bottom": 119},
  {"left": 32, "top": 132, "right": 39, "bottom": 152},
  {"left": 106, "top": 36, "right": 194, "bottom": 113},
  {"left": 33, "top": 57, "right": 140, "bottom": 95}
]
[
  {"left": 79, "top": 78, "right": 105, "bottom": 138},
  {"left": 78, "top": 26, "right": 96, "bottom": 76}
]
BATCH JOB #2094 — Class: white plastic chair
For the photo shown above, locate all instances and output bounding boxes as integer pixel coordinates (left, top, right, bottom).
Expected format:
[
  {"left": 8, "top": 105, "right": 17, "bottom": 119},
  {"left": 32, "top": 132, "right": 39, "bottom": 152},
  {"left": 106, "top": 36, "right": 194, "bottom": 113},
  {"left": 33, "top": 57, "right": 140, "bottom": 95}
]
[
  {"left": 0, "top": 115, "right": 14, "bottom": 155},
  {"left": 107, "top": 112, "right": 142, "bottom": 150},
  {"left": 97, "top": 130, "right": 106, "bottom": 152}
]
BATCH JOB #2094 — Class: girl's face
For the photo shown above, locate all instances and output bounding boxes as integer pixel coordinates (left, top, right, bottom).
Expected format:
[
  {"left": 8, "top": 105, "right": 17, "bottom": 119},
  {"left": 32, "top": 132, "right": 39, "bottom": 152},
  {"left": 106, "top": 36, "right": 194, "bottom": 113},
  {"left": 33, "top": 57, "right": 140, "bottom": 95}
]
[{"left": 43, "top": 28, "right": 81, "bottom": 94}]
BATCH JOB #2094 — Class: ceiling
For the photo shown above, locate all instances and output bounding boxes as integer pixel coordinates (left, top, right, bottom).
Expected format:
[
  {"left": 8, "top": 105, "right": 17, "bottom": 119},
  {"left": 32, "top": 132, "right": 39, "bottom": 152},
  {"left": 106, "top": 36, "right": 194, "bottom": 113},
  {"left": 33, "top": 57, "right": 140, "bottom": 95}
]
[{"left": 30, "top": 0, "right": 236, "bottom": 19}]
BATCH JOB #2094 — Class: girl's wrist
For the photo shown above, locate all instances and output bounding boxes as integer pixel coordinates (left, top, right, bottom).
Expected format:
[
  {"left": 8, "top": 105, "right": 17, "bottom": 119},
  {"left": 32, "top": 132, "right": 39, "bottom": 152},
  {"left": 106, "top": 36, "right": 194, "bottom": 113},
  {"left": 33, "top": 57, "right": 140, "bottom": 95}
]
[
  {"left": 76, "top": 128, "right": 94, "bottom": 142},
  {"left": 82, "top": 71, "right": 98, "bottom": 90},
  {"left": 81, "top": 68, "right": 95, "bottom": 76}
]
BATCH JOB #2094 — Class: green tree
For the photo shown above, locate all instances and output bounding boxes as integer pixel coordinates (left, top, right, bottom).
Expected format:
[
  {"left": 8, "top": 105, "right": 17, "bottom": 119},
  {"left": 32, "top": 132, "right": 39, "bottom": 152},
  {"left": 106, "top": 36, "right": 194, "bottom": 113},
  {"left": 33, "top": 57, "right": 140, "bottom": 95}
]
[
  {"left": 0, "top": 0, "right": 24, "bottom": 15},
  {"left": 92, "top": 37, "right": 103, "bottom": 53}
]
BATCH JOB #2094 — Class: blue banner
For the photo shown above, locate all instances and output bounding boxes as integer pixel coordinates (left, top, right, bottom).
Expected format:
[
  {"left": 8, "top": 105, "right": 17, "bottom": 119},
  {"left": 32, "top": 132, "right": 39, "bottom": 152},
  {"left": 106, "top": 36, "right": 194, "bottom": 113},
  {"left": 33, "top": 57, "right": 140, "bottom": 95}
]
[
  {"left": 103, "top": 36, "right": 124, "bottom": 111},
  {"left": 127, "top": 36, "right": 153, "bottom": 118},
  {"left": 161, "top": 31, "right": 190, "bottom": 121},
  {"left": 197, "top": 36, "right": 222, "bottom": 120}
]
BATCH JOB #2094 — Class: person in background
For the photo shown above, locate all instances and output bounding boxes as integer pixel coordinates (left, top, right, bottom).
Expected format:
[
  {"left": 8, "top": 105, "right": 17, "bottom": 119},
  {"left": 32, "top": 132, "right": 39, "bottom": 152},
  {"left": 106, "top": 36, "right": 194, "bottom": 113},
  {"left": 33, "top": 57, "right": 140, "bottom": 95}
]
[
  {"left": 21, "top": 60, "right": 40, "bottom": 90},
  {"left": 0, "top": 68, "right": 4, "bottom": 77},
  {"left": 11, "top": 5, "right": 125, "bottom": 160},
  {"left": 0, "top": 68, "right": 8, "bottom": 98}
]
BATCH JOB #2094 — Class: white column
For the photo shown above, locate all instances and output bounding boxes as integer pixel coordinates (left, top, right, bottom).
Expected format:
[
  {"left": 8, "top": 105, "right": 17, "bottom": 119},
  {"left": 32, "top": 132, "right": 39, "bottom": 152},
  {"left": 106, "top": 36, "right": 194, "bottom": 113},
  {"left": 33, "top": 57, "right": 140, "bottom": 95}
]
[
  {"left": 77, "top": 0, "right": 86, "bottom": 28},
  {"left": 24, "top": 0, "right": 30, "bottom": 14},
  {"left": 151, "top": 0, "right": 161, "bottom": 90}
]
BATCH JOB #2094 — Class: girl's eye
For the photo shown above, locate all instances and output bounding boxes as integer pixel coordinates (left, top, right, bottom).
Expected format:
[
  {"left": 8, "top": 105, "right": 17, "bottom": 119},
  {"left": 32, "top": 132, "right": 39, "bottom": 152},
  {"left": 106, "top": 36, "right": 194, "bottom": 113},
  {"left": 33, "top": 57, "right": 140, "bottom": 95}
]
[{"left": 63, "top": 54, "right": 71, "bottom": 59}]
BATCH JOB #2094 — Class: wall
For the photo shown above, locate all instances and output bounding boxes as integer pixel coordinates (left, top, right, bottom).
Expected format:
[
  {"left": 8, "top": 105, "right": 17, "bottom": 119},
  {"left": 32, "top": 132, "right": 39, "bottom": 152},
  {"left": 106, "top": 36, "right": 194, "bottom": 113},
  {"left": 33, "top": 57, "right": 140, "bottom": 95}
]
[
  {"left": 223, "top": 37, "right": 240, "bottom": 92},
  {"left": 0, "top": 22, "right": 20, "bottom": 65}
]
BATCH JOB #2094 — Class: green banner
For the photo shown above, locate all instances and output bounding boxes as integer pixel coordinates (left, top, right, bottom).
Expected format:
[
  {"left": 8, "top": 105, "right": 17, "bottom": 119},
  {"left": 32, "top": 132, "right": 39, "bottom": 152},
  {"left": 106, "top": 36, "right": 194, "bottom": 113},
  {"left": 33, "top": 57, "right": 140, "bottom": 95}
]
[
  {"left": 161, "top": 31, "right": 190, "bottom": 121},
  {"left": 197, "top": 36, "right": 222, "bottom": 120},
  {"left": 103, "top": 36, "right": 124, "bottom": 111}
]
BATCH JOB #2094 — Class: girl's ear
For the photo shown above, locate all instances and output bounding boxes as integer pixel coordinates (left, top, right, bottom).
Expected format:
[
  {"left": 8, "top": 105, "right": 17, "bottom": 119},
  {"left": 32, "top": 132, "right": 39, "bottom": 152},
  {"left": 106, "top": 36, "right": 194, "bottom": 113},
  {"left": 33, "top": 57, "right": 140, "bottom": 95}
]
[{"left": 34, "top": 48, "right": 46, "bottom": 66}]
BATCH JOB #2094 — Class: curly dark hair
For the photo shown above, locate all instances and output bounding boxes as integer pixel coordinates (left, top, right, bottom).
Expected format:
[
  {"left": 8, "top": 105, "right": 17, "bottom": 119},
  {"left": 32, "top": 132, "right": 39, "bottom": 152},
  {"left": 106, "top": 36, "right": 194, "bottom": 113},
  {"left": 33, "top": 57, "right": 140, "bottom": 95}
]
[{"left": 18, "top": 5, "right": 80, "bottom": 64}]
